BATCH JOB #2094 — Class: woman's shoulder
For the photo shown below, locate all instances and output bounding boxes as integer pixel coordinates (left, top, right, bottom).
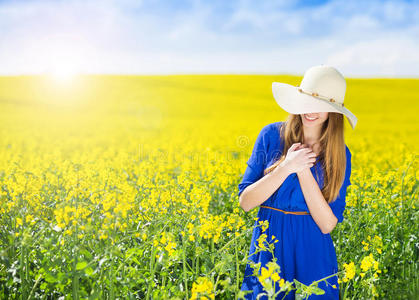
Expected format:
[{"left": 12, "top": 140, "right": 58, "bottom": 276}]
[
  {"left": 259, "top": 121, "right": 284, "bottom": 138},
  {"left": 257, "top": 121, "right": 284, "bottom": 156}
]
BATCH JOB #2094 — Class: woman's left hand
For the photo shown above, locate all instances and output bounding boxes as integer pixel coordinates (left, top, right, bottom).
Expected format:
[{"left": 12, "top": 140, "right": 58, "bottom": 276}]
[{"left": 295, "top": 143, "right": 315, "bottom": 175}]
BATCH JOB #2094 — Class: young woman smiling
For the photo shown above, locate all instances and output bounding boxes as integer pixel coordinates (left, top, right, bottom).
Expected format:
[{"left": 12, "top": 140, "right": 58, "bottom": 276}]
[{"left": 239, "top": 65, "right": 357, "bottom": 299}]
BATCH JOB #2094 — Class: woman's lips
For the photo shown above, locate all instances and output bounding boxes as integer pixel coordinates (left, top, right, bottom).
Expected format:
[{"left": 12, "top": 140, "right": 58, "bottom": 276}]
[{"left": 304, "top": 114, "right": 318, "bottom": 121}]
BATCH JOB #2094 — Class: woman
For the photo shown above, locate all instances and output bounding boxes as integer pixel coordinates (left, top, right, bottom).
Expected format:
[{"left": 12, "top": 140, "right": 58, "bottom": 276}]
[{"left": 238, "top": 65, "right": 357, "bottom": 299}]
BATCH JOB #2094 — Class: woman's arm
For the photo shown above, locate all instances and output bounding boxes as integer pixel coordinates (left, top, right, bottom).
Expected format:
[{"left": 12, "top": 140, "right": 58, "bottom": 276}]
[
  {"left": 239, "top": 162, "right": 292, "bottom": 212},
  {"left": 297, "top": 168, "right": 338, "bottom": 234}
]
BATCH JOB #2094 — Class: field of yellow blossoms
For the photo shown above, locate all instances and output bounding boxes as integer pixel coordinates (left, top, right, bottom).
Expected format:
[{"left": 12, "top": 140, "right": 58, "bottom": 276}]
[{"left": 0, "top": 75, "right": 418, "bottom": 299}]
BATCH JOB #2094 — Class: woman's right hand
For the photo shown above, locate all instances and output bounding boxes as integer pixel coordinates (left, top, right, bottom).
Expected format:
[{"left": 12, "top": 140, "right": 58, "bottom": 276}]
[{"left": 281, "top": 142, "right": 317, "bottom": 174}]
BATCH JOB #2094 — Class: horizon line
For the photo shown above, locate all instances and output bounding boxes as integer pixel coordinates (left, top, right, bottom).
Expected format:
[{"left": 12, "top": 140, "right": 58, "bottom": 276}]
[{"left": 0, "top": 73, "right": 418, "bottom": 79}]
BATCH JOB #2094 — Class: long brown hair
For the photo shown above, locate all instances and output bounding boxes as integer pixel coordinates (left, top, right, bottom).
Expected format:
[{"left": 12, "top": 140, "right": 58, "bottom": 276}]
[{"left": 264, "top": 112, "right": 347, "bottom": 204}]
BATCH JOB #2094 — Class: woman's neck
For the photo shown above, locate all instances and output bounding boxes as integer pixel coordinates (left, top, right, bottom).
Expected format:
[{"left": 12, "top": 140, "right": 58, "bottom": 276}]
[
  {"left": 303, "top": 128, "right": 321, "bottom": 144},
  {"left": 303, "top": 126, "right": 322, "bottom": 155}
]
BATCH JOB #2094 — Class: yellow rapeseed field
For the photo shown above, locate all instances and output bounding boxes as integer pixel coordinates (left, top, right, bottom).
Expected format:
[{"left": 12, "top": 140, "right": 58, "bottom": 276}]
[{"left": 0, "top": 75, "right": 417, "bottom": 299}]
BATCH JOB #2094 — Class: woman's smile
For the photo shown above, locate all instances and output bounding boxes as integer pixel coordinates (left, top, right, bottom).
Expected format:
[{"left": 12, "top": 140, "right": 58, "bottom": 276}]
[{"left": 304, "top": 114, "right": 318, "bottom": 121}]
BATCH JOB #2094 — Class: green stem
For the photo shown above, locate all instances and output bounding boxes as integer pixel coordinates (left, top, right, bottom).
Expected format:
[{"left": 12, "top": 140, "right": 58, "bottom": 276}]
[
  {"left": 72, "top": 188, "right": 80, "bottom": 300},
  {"left": 211, "top": 238, "right": 215, "bottom": 265},
  {"left": 206, "top": 227, "right": 253, "bottom": 276},
  {"left": 235, "top": 237, "right": 240, "bottom": 293},
  {"left": 399, "top": 157, "right": 413, "bottom": 280},
  {"left": 196, "top": 256, "right": 199, "bottom": 276},
  {"left": 28, "top": 273, "right": 43, "bottom": 300},
  {"left": 20, "top": 239, "right": 27, "bottom": 299},
  {"left": 110, "top": 250, "right": 114, "bottom": 299},
  {"left": 182, "top": 234, "right": 188, "bottom": 299},
  {"left": 162, "top": 274, "right": 166, "bottom": 288},
  {"left": 311, "top": 271, "right": 342, "bottom": 285},
  {"left": 146, "top": 247, "right": 157, "bottom": 300}
]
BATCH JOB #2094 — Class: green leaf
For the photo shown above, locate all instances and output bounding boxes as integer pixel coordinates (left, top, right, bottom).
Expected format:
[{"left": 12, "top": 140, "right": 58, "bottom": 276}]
[
  {"left": 45, "top": 273, "right": 57, "bottom": 283},
  {"left": 309, "top": 285, "right": 325, "bottom": 295},
  {"left": 80, "top": 247, "right": 93, "bottom": 260},
  {"left": 84, "top": 267, "right": 94, "bottom": 276},
  {"left": 76, "top": 261, "right": 88, "bottom": 270},
  {"left": 295, "top": 293, "right": 304, "bottom": 300}
]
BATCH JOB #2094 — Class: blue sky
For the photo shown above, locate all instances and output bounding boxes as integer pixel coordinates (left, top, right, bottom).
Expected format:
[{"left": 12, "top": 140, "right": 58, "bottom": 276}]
[{"left": 0, "top": 0, "right": 418, "bottom": 77}]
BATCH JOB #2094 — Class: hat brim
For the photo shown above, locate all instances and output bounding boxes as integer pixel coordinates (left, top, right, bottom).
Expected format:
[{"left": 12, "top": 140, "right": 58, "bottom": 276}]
[{"left": 272, "top": 82, "right": 357, "bottom": 129}]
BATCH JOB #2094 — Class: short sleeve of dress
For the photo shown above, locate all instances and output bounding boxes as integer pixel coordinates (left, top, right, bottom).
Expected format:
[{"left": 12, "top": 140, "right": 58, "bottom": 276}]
[
  {"left": 329, "top": 145, "right": 352, "bottom": 223},
  {"left": 237, "top": 124, "right": 272, "bottom": 198}
]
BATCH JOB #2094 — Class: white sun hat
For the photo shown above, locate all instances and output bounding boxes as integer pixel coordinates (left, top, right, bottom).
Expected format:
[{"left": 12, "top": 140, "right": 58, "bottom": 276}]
[{"left": 272, "top": 64, "right": 358, "bottom": 129}]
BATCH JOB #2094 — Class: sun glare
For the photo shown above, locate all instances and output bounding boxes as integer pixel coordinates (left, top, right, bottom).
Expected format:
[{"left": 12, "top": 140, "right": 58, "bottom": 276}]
[
  {"left": 52, "top": 69, "right": 76, "bottom": 82},
  {"left": 50, "top": 69, "right": 77, "bottom": 84},
  {"left": 46, "top": 62, "right": 80, "bottom": 85}
]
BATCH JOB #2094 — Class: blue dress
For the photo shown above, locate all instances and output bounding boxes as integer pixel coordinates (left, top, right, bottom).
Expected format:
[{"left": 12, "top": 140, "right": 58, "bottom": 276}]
[{"left": 239, "top": 121, "right": 352, "bottom": 300}]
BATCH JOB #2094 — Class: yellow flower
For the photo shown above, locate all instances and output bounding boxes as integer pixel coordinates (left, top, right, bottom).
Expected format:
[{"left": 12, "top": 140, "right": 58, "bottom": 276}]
[
  {"left": 279, "top": 278, "right": 285, "bottom": 287},
  {"left": 342, "top": 262, "right": 356, "bottom": 282},
  {"left": 16, "top": 217, "right": 22, "bottom": 227},
  {"left": 25, "top": 214, "right": 34, "bottom": 223},
  {"left": 271, "top": 272, "right": 281, "bottom": 282},
  {"left": 257, "top": 234, "right": 267, "bottom": 250},
  {"left": 373, "top": 260, "right": 379, "bottom": 271},
  {"left": 258, "top": 266, "right": 273, "bottom": 284},
  {"left": 190, "top": 277, "right": 214, "bottom": 300},
  {"left": 360, "top": 253, "right": 376, "bottom": 272},
  {"left": 258, "top": 220, "right": 269, "bottom": 232},
  {"left": 165, "top": 241, "right": 176, "bottom": 255},
  {"left": 187, "top": 222, "right": 194, "bottom": 233},
  {"left": 362, "top": 240, "right": 369, "bottom": 251}
]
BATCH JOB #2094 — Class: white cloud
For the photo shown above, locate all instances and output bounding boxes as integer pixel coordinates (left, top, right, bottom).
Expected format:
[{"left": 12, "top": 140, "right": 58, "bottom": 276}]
[
  {"left": 0, "top": 0, "right": 417, "bottom": 76},
  {"left": 326, "top": 38, "right": 419, "bottom": 77}
]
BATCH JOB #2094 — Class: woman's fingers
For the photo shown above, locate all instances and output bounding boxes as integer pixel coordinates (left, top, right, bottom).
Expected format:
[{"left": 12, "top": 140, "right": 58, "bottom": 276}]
[
  {"left": 289, "top": 143, "right": 301, "bottom": 152},
  {"left": 307, "top": 151, "right": 317, "bottom": 157},
  {"left": 301, "top": 147, "right": 313, "bottom": 154},
  {"left": 290, "top": 143, "right": 318, "bottom": 157},
  {"left": 295, "top": 143, "right": 306, "bottom": 150}
]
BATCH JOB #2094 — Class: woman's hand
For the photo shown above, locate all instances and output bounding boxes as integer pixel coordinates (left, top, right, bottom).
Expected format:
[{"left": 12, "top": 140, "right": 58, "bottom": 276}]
[{"left": 282, "top": 142, "right": 317, "bottom": 174}]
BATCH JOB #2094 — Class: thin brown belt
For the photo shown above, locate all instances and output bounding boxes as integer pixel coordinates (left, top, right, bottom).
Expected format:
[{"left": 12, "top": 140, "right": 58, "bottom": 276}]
[{"left": 260, "top": 205, "right": 310, "bottom": 215}]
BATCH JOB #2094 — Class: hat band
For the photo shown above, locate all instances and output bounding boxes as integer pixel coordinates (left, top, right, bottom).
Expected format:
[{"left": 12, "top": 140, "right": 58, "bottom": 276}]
[{"left": 296, "top": 86, "right": 344, "bottom": 107}]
